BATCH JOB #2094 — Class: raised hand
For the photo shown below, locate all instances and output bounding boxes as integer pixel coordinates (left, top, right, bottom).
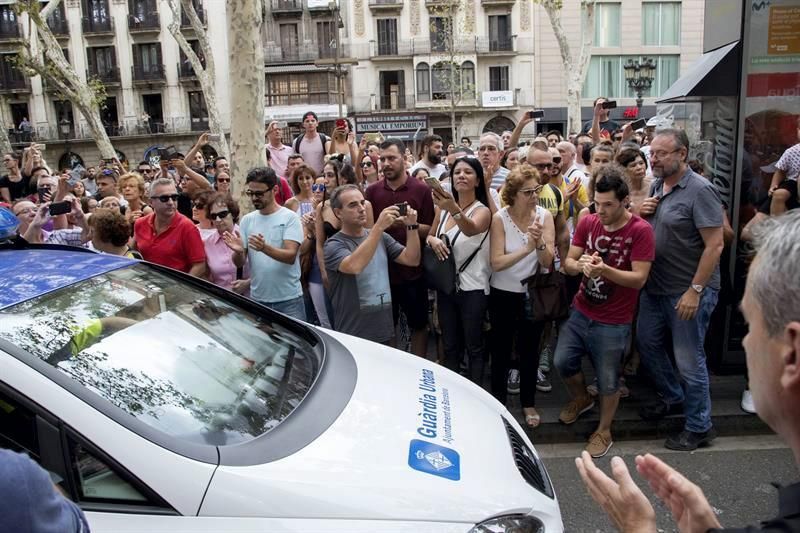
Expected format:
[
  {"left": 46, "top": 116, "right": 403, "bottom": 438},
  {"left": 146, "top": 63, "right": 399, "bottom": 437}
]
[
  {"left": 527, "top": 214, "right": 543, "bottom": 249},
  {"left": 223, "top": 230, "right": 245, "bottom": 253},
  {"left": 248, "top": 233, "right": 266, "bottom": 252}
]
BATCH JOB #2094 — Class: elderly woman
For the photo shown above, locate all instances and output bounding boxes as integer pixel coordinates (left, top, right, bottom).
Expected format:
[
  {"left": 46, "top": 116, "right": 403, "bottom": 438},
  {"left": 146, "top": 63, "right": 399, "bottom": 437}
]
[
  {"left": 87, "top": 209, "right": 140, "bottom": 258},
  {"left": 488, "top": 166, "right": 555, "bottom": 428},
  {"left": 117, "top": 172, "right": 152, "bottom": 224},
  {"left": 204, "top": 192, "right": 248, "bottom": 294}
]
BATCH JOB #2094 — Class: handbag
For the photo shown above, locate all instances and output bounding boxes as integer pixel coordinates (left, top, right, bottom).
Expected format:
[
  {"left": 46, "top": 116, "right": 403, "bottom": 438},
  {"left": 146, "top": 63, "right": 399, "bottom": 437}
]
[
  {"left": 521, "top": 263, "right": 570, "bottom": 322},
  {"left": 423, "top": 233, "right": 459, "bottom": 295}
]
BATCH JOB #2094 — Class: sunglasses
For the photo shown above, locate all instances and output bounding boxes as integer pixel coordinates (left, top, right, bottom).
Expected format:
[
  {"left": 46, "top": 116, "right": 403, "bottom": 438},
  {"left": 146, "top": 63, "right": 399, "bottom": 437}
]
[
  {"left": 312, "top": 184, "right": 326, "bottom": 192},
  {"left": 154, "top": 194, "right": 180, "bottom": 203},
  {"left": 520, "top": 186, "right": 544, "bottom": 197},
  {"left": 361, "top": 162, "right": 374, "bottom": 168},
  {"left": 209, "top": 210, "right": 230, "bottom": 220},
  {"left": 138, "top": 168, "right": 153, "bottom": 174},
  {"left": 552, "top": 157, "right": 562, "bottom": 163},
  {"left": 216, "top": 178, "right": 230, "bottom": 183},
  {"left": 245, "top": 190, "right": 267, "bottom": 197},
  {"left": 192, "top": 202, "right": 205, "bottom": 209}
]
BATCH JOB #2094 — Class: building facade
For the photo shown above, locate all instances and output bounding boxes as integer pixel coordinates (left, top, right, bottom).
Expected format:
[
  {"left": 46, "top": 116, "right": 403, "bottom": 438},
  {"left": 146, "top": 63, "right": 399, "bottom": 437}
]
[{"left": 2, "top": 0, "right": 705, "bottom": 166}]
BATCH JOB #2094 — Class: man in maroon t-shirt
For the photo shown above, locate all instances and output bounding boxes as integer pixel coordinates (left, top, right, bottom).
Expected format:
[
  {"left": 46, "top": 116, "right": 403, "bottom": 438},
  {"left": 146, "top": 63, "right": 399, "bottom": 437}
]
[
  {"left": 134, "top": 177, "right": 207, "bottom": 276},
  {"left": 554, "top": 168, "right": 655, "bottom": 458},
  {"left": 365, "top": 138, "right": 435, "bottom": 356}
]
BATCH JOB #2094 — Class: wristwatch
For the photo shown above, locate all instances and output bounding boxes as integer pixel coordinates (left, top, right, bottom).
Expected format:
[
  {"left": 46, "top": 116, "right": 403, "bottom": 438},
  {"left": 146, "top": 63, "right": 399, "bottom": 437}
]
[
  {"left": 536, "top": 243, "right": 546, "bottom": 251},
  {"left": 407, "top": 224, "right": 419, "bottom": 230},
  {"left": 452, "top": 212, "right": 463, "bottom": 221},
  {"left": 691, "top": 284, "right": 704, "bottom": 294}
]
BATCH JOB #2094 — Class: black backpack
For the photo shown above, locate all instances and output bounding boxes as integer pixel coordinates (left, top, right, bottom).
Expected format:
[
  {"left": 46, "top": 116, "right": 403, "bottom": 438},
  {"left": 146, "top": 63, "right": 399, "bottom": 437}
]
[{"left": 293, "top": 132, "right": 329, "bottom": 154}]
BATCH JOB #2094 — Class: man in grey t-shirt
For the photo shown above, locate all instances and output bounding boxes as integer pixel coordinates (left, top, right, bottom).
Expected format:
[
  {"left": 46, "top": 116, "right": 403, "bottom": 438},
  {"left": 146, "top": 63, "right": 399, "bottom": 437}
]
[
  {"left": 636, "top": 129, "right": 725, "bottom": 452},
  {"left": 324, "top": 184, "right": 421, "bottom": 344}
]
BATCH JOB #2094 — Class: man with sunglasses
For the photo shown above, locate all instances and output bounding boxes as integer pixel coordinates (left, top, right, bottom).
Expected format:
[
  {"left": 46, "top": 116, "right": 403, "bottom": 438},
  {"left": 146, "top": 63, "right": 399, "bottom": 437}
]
[
  {"left": 136, "top": 161, "right": 154, "bottom": 182},
  {"left": 133, "top": 177, "right": 207, "bottom": 278},
  {"left": 228, "top": 167, "right": 305, "bottom": 321},
  {"left": 551, "top": 145, "right": 588, "bottom": 235}
]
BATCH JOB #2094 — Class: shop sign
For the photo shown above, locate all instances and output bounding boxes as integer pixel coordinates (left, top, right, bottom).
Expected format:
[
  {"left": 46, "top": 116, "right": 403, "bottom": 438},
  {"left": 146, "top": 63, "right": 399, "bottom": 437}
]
[
  {"left": 354, "top": 114, "right": 428, "bottom": 135},
  {"left": 481, "top": 91, "right": 514, "bottom": 107}
]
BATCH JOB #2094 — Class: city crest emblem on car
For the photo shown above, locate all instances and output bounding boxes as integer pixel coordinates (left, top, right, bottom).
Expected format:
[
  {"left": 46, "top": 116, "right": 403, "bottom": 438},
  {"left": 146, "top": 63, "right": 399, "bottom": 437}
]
[{"left": 408, "top": 439, "right": 460, "bottom": 481}]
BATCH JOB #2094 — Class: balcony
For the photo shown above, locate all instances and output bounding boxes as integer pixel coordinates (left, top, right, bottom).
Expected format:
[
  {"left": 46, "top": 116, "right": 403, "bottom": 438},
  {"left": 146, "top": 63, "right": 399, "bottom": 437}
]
[
  {"left": 0, "top": 77, "right": 29, "bottom": 93},
  {"left": 128, "top": 11, "right": 160, "bottom": 33},
  {"left": 371, "top": 38, "right": 419, "bottom": 58},
  {"left": 477, "top": 36, "right": 515, "bottom": 54},
  {"left": 181, "top": 5, "right": 205, "bottom": 28},
  {"left": 47, "top": 17, "right": 69, "bottom": 38},
  {"left": 377, "top": 93, "right": 415, "bottom": 111},
  {"left": 270, "top": 0, "right": 303, "bottom": 18},
  {"left": 481, "top": 0, "right": 515, "bottom": 6},
  {"left": 82, "top": 16, "right": 115, "bottom": 36},
  {"left": 368, "top": 0, "right": 403, "bottom": 13},
  {"left": 87, "top": 66, "right": 120, "bottom": 85},
  {"left": 177, "top": 61, "right": 199, "bottom": 82},
  {"left": 0, "top": 23, "right": 21, "bottom": 42},
  {"left": 132, "top": 63, "right": 165, "bottom": 84},
  {"left": 264, "top": 41, "right": 350, "bottom": 63}
]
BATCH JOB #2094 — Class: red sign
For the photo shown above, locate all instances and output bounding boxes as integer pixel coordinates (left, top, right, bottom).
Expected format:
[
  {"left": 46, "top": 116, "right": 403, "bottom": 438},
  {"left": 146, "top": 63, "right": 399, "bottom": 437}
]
[
  {"left": 747, "top": 72, "right": 800, "bottom": 97},
  {"left": 623, "top": 107, "right": 639, "bottom": 118}
]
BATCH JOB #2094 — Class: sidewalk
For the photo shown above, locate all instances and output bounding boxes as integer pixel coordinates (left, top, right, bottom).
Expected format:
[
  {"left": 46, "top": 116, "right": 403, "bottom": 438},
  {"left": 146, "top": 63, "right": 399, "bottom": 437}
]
[{"left": 507, "top": 372, "right": 772, "bottom": 445}]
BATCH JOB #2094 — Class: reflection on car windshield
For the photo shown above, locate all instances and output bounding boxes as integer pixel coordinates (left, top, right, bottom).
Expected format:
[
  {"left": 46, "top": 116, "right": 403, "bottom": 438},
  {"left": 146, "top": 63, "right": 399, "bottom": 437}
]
[{"left": 0, "top": 264, "right": 319, "bottom": 446}]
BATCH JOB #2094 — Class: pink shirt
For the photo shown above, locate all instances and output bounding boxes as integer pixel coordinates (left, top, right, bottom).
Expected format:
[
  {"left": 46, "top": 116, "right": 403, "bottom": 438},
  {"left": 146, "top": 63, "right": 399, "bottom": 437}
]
[
  {"left": 202, "top": 225, "right": 248, "bottom": 291},
  {"left": 267, "top": 143, "right": 291, "bottom": 179}
]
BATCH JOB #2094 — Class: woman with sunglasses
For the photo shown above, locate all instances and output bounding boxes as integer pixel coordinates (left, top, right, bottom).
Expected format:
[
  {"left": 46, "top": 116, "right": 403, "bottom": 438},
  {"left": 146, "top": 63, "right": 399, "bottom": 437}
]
[
  {"left": 191, "top": 190, "right": 216, "bottom": 237},
  {"left": 356, "top": 154, "right": 379, "bottom": 189},
  {"left": 214, "top": 172, "right": 231, "bottom": 196},
  {"left": 488, "top": 166, "right": 555, "bottom": 428},
  {"left": 203, "top": 192, "right": 249, "bottom": 294}
]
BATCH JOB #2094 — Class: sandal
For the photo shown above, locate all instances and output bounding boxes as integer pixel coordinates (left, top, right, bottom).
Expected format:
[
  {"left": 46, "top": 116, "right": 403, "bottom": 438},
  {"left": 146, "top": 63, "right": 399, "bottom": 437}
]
[{"left": 524, "top": 409, "right": 541, "bottom": 429}]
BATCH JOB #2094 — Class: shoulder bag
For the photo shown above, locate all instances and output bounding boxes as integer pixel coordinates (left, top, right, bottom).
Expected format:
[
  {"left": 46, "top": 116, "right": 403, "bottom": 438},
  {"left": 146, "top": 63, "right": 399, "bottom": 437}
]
[{"left": 521, "top": 262, "right": 570, "bottom": 322}]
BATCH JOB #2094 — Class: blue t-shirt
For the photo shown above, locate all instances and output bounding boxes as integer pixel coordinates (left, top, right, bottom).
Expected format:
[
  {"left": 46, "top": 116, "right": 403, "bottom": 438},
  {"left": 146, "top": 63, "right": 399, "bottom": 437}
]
[
  {"left": 0, "top": 449, "right": 90, "bottom": 532},
  {"left": 239, "top": 206, "right": 304, "bottom": 304}
]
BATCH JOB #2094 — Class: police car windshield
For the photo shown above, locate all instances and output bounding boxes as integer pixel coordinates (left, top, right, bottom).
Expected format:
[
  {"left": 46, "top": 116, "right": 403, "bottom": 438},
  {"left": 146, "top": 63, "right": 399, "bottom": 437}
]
[{"left": 0, "top": 264, "right": 319, "bottom": 446}]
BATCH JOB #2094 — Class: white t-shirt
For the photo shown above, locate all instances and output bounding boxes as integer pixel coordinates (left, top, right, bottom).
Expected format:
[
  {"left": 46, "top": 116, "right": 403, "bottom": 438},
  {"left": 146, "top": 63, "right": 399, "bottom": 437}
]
[
  {"left": 410, "top": 159, "right": 448, "bottom": 180},
  {"left": 490, "top": 205, "right": 547, "bottom": 293}
]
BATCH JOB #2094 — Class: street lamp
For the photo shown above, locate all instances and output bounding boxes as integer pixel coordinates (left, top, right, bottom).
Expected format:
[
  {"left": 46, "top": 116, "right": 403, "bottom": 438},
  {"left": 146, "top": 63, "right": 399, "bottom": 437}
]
[
  {"left": 623, "top": 57, "right": 657, "bottom": 110},
  {"left": 314, "top": 1, "right": 358, "bottom": 119},
  {"left": 59, "top": 117, "right": 73, "bottom": 168}
]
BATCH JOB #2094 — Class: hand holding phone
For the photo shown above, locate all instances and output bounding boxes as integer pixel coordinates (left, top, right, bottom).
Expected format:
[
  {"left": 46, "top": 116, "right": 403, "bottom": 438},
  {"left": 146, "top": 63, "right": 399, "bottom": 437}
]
[
  {"left": 395, "top": 202, "right": 408, "bottom": 216},
  {"left": 48, "top": 200, "right": 72, "bottom": 216},
  {"left": 631, "top": 118, "right": 647, "bottom": 130},
  {"left": 424, "top": 176, "right": 445, "bottom": 195},
  {"left": 528, "top": 110, "right": 545, "bottom": 120},
  {"left": 601, "top": 100, "right": 618, "bottom": 110}
]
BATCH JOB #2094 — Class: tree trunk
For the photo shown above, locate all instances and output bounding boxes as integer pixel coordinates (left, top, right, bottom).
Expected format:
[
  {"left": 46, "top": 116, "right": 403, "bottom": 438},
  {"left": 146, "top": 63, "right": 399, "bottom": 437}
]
[
  {"left": 19, "top": 0, "right": 115, "bottom": 159},
  {"left": 166, "top": 0, "right": 229, "bottom": 160},
  {"left": 227, "top": 0, "right": 265, "bottom": 208},
  {"left": 0, "top": 96, "right": 12, "bottom": 155},
  {"left": 540, "top": 0, "right": 596, "bottom": 134}
]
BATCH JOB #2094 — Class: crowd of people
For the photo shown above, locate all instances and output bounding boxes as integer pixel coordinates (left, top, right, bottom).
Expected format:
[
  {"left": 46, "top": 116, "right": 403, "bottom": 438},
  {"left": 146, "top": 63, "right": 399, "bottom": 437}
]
[{"left": 1, "top": 101, "right": 798, "bottom": 463}]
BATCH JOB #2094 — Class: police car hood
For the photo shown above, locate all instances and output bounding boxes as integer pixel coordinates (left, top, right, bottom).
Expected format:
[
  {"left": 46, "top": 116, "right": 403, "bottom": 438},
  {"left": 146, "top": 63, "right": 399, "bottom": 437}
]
[{"left": 202, "top": 331, "right": 560, "bottom": 525}]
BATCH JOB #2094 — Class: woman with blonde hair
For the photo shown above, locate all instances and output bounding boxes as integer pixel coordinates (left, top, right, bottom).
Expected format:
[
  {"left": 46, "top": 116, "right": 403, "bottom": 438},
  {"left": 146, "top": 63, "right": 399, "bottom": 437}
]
[
  {"left": 489, "top": 165, "right": 555, "bottom": 428},
  {"left": 117, "top": 172, "right": 152, "bottom": 224}
]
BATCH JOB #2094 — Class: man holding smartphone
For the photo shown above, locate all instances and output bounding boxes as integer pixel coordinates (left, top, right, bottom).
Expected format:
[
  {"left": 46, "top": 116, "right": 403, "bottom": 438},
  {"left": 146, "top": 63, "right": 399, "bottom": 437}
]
[{"left": 581, "top": 97, "right": 620, "bottom": 139}]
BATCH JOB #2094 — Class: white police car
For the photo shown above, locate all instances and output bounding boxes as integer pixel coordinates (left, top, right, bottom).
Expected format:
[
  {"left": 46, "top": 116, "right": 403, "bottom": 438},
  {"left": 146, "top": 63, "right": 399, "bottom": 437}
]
[{"left": 0, "top": 244, "right": 563, "bottom": 532}]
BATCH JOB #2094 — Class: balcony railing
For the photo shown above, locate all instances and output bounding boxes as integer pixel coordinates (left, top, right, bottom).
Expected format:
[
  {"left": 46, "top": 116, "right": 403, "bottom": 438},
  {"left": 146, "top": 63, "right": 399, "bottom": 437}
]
[
  {"left": 377, "top": 93, "right": 415, "bottom": 111},
  {"left": 181, "top": 5, "right": 205, "bottom": 27},
  {"left": 177, "top": 61, "right": 198, "bottom": 79},
  {"left": 0, "top": 23, "right": 21, "bottom": 40},
  {"left": 132, "top": 63, "right": 165, "bottom": 82},
  {"left": 128, "top": 11, "right": 160, "bottom": 31},
  {"left": 368, "top": 38, "right": 428, "bottom": 57},
  {"left": 264, "top": 42, "right": 350, "bottom": 63},
  {"left": 31, "top": 116, "right": 206, "bottom": 142},
  {"left": 481, "top": 36, "right": 515, "bottom": 53},
  {"left": 87, "top": 66, "right": 120, "bottom": 84},
  {"left": 82, "top": 16, "right": 115, "bottom": 35},
  {"left": 0, "top": 77, "right": 29, "bottom": 92},
  {"left": 47, "top": 16, "right": 69, "bottom": 36},
  {"left": 271, "top": 0, "right": 303, "bottom": 12}
]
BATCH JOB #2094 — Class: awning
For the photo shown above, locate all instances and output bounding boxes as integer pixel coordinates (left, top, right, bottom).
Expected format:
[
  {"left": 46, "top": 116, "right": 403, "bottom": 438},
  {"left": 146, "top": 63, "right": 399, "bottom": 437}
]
[
  {"left": 656, "top": 41, "right": 740, "bottom": 103},
  {"left": 264, "top": 104, "right": 347, "bottom": 123}
]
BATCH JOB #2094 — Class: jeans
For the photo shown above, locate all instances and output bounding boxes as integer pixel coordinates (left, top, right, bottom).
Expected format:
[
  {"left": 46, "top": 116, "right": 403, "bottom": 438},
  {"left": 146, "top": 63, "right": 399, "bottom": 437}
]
[
  {"left": 637, "top": 288, "right": 719, "bottom": 433},
  {"left": 262, "top": 295, "right": 307, "bottom": 322},
  {"left": 554, "top": 309, "right": 631, "bottom": 396},
  {"left": 438, "top": 289, "right": 488, "bottom": 385},
  {"left": 488, "top": 288, "right": 545, "bottom": 408}
]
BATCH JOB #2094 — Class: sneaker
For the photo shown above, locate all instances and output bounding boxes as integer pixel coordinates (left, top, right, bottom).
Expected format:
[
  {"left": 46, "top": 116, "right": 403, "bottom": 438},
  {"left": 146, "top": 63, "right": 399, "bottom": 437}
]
[
  {"left": 507, "top": 369, "right": 520, "bottom": 395},
  {"left": 536, "top": 369, "right": 552, "bottom": 392},
  {"left": 619, "top": 377, "right": 630, "bottom": 399},
  {"left": 741, "top": 389, "right": 756, "bottom": 414},
  {"left": 586, "top": 382, "right": 599, "bottom": 397},
  {"left": 639, "top": 400, "right": 684, "bottom": 421},
  {"left": 664, "top": 428, "right": 717, "bottom": 451},
  {"left": 558, "top": 395, "right": 595, "bottom": 425},
  {"left": 539, "top": 345, "right": 553, "bottom": 373},
  {"left": 585, "top": 431, "right": 613, "bottom": 458}
]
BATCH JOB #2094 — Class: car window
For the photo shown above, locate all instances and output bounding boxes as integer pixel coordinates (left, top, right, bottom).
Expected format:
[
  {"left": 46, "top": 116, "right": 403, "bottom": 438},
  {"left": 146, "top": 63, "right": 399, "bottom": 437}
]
[
  {"left": 68, "top": 438, "right": 148, "bottom": 504},
  {"left": 0, "top": 390, "right": 39, "bottom": 461},
  {"left": 0, "top": 264, "right": 319, "bottom": 447}
]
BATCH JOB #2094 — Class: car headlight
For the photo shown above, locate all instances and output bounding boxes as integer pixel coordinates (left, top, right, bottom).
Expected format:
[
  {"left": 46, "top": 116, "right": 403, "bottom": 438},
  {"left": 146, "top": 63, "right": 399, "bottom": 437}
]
[{"left": 468, "top": 514, "right": 544, "bottom": 533}]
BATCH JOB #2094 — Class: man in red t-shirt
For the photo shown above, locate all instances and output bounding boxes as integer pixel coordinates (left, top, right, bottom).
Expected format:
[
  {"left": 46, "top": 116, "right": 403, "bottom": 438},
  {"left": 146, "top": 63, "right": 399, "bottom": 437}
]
[
  {"left": 554, "top": 167, "right": 655, "bottom": 458},
  {"left": 133, "top": 177, "right": 207, "bottom": 276}
]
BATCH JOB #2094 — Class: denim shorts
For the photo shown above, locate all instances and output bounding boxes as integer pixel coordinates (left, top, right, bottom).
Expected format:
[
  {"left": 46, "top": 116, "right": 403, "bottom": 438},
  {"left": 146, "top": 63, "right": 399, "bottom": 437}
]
[{"left": 554, "top": 309, "right": 631, "bottom": 395}]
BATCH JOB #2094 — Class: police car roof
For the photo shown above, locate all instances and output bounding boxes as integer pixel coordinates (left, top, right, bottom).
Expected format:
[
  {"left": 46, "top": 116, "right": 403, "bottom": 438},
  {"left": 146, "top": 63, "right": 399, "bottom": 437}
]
[{"left": 0, "top": 247, "right": 136, "bottom": 309}]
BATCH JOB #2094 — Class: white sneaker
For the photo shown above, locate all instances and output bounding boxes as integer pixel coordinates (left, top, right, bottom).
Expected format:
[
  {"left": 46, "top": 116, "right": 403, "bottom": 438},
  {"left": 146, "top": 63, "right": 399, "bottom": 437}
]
[
  {"left": 741, "top": 389, "right": 756, "bottom": 414},
  {"left": 507, "top": 369, "right": 521, "bottom": 395}
]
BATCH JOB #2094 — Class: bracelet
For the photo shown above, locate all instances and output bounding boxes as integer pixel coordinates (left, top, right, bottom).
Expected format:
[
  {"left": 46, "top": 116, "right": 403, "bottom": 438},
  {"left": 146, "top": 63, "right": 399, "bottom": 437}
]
[{"left": 407, "top": 224, "right": 419, "bottom": 230}]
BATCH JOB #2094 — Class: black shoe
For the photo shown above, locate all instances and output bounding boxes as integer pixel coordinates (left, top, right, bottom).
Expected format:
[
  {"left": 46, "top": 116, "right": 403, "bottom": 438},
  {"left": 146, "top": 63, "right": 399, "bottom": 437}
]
[
  {"left": 639, "top": 400, "right": 684, "bottom": 421},
  {"left": 664, "top": 428, "right": 717, "bottom": 451}
]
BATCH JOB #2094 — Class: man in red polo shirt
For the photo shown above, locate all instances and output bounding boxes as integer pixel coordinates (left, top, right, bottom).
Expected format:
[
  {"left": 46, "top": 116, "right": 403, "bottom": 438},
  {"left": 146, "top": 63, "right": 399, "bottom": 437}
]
[
  {"left": 365, "top": 138, "right": 435, "bottom": 357},
  {"left": 134, "top": 177, "right": 207, "bottom": 277}
]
